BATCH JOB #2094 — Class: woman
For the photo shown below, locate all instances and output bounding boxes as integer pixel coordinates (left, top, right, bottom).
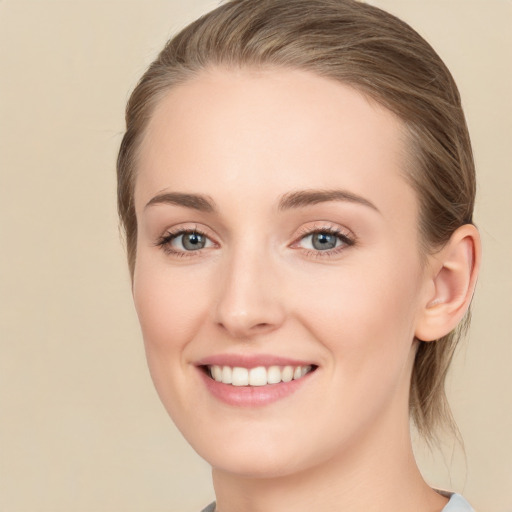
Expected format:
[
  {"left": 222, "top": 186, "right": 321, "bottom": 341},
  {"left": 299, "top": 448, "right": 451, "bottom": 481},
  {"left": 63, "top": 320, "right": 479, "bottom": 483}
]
[{"left": 117, "top": 1, "right": 480, "bottom": 510}]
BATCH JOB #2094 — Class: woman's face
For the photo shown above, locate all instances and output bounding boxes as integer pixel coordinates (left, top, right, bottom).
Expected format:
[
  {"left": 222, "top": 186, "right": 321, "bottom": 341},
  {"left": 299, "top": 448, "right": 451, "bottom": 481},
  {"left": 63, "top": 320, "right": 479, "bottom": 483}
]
[{"left": 133, "top": 68, "right": 430, "bottom": 477}]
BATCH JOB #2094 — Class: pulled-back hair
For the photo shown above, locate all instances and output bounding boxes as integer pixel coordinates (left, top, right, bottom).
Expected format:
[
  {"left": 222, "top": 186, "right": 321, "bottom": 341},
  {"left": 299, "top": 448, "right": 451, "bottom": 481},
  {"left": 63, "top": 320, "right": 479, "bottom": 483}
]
[{"left": 117, "top": 0, "right": 476, "bottom": 441}]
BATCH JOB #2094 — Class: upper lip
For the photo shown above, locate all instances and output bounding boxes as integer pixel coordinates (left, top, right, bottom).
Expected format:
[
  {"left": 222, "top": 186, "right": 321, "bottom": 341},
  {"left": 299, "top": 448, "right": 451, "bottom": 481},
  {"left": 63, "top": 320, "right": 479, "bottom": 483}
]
[{"left": 195, "top": 353, "right": 316, "bottom": 369}]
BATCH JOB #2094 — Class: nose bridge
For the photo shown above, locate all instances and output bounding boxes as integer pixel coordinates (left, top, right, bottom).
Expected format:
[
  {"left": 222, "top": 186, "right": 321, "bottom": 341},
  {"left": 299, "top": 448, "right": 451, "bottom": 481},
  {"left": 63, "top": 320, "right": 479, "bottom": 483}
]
[{"left": 214, "top": 236, "right": 284, "bottom": 338}]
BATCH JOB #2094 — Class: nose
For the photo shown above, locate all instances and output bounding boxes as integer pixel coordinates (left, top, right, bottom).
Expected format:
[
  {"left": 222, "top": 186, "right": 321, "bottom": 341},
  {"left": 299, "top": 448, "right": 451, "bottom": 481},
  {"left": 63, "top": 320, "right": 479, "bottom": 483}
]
[{"left": 213, "top": 246, "right": 286, "bottom": 339}]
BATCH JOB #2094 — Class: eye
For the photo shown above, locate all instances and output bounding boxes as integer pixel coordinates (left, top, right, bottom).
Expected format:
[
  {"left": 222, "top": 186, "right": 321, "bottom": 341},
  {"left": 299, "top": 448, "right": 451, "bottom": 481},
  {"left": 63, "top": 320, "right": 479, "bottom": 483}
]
[
  {"left": 293, "top": 225, "right": 355, "bottom": 256},
  {"left": 156, "top": 229, "right": 215, "bottom": 255},
  {"left": 301, "top": 232, "right": 342, "bottom": 251},
  {"left": 174, "top": 232, "right": 209, "bottom": 251}
]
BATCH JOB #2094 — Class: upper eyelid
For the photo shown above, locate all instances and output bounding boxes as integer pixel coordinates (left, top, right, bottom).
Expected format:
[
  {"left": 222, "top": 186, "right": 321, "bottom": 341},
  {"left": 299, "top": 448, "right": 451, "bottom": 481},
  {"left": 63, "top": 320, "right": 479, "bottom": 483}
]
[
  {"left": 292, "top": 223, "right": 355, "bottom": 241},
  {"left": 158, "top": 223, "right": 214, "bottom": 239}
]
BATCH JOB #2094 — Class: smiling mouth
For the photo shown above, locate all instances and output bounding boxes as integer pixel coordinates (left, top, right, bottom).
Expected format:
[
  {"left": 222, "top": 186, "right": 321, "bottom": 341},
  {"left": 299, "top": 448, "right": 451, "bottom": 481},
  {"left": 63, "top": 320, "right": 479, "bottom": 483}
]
[{"left": 204, "top": 364, "right": 316, "bottom": 386}]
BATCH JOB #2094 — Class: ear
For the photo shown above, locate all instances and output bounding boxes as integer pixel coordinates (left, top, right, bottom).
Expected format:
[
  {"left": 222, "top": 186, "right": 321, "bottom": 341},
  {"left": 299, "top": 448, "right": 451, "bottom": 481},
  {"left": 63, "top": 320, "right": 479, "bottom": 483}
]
[{"left": 415, "top": 224, "right": 481, "bottom": 342}]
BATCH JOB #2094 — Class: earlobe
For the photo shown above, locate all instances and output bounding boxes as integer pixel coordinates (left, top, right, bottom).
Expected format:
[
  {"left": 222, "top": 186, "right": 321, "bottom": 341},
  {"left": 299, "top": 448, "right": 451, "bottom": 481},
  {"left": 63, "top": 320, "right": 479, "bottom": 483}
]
[{"left": 415, "top": 224, "right": 481, "bottom": 342}]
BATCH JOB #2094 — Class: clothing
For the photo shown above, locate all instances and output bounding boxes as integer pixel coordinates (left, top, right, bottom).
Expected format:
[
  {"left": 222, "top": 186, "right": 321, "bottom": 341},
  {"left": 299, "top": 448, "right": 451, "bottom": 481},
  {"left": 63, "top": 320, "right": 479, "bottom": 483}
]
[
  {"left": 441, "top": 492, "right": 475, "bottom": 511},
  {"left": 200, "top": 492, "right": 474, "bottom": 512}
]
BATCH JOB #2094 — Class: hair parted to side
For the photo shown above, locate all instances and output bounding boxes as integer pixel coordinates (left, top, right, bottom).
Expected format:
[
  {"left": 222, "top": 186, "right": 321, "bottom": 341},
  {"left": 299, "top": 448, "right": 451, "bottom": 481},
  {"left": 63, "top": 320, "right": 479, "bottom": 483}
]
[{"left": 117, "top": 0, "right": 476, "bottom": 441}]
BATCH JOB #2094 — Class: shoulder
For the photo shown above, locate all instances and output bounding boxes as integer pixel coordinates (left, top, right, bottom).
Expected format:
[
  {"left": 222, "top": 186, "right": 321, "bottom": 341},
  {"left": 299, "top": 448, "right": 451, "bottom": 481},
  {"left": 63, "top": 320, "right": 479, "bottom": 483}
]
[{"left": 200, "top": 503, "right": 216, "bottom": 512}]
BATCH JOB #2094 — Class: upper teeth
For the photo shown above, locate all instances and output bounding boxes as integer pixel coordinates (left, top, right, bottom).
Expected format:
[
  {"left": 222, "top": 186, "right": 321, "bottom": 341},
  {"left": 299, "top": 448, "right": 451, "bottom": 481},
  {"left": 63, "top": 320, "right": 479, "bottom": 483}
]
[{"left": 208, "top": 365, "right": 313, "bottom": 386}]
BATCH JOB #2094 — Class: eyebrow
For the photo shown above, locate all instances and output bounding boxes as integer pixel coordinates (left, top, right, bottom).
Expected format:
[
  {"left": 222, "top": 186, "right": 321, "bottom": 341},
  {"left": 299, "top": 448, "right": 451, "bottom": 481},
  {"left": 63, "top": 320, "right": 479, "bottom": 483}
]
[
  {"left": 278, "top": 189, "right": 379, "bottom": 213},
  {"left": 144, "top": 192, "right": 217, "bottom": 212},
  {"left": 144, "top": 188, "right": 379, "bottom": 214}
]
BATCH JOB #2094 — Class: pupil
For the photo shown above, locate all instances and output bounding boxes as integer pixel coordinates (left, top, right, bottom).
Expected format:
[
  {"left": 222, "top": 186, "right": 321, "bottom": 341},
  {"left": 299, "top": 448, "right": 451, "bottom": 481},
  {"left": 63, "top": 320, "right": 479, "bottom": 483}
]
[
  {"left": 312, "top": 233, "right": 336, "bottom": 250},
  {"left": 183, "top": 233, "right": 205, "bottom": 250}
]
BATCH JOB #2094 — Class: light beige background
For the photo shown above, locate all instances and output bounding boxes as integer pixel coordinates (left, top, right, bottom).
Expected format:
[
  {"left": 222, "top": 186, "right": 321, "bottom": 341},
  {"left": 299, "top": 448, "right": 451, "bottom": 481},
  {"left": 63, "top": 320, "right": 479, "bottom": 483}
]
[{"left": 0, "top": 1, "right": 510, "bottom": 511}]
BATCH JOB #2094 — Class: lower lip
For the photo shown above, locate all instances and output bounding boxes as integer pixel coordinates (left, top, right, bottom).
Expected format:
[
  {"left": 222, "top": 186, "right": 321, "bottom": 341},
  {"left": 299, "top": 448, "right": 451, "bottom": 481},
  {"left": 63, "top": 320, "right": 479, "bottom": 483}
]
[{"left": 198, "top": 368, "right": 314, "bottom": 407}]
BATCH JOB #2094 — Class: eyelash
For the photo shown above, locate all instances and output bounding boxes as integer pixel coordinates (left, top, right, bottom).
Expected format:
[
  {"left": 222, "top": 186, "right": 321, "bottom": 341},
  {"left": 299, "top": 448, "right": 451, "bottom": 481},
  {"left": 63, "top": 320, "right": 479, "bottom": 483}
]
[
  {"left": 155, "top": 225, "right": 355, "bottom": 258},
  {"left": 292, "top": 225, "right": 355, "bottom": 258},
  {"left": 155, "top": 227, "right": 214, "bottom": 258}
]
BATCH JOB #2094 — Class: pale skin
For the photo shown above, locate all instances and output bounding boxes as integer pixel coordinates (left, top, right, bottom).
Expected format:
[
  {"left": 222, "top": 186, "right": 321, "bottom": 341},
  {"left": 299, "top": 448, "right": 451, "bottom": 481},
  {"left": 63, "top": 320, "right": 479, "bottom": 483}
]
[{"left": 132, "top": 67, "right": 480, "bottom": 512}]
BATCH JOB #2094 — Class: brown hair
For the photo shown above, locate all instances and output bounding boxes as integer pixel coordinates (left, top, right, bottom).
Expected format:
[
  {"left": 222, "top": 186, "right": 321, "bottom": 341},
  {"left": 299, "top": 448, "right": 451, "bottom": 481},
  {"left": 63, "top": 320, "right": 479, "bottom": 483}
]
[{"left": 117, "top": 0, "right": 476, "bottom": 441}]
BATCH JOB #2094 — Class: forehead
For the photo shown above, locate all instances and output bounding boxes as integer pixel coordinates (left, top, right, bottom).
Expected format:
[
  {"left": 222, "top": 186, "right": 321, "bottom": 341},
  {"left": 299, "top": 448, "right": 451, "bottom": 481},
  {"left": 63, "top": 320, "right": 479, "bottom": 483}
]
[{"left": 135, "top": 67, "right": 417, "bottom": 222}]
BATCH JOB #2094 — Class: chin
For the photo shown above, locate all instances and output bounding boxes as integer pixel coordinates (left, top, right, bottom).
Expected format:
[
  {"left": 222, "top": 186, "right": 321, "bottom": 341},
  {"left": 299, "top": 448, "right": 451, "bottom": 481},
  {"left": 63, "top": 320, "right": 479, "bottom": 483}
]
[
  {"left": 186, "top": 425, "right": 333, "bottom": 480},
  {"left": 208, "top": 451, "right": 308, "bottom": 479}
]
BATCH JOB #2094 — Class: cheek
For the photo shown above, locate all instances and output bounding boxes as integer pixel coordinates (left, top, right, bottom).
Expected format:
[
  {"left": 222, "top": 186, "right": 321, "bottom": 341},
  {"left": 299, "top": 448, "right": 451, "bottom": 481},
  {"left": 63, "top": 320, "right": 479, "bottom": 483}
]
[
  {"left": 293, "top": 253, "right": 422, "bottom": 381},
  {"left": 289, "top": 259, "right": 421, "bottom": 444},
  {"left": 132, "top": 259, "right": 214, "bottom": 425},
  {"left": 131, "top": 256, "right": 211, "bottom": 400},
  {"left": 298, "top": 254, "right": 419, "bottom": 329},
  {"left": 133, "top": 258, "right": 206, "bottom": 350}
]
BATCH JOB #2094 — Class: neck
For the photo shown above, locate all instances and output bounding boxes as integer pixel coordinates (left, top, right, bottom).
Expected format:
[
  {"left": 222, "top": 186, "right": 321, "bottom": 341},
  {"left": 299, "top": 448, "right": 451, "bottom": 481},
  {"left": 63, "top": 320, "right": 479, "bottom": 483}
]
[{"left": 211, "top": 409, "right": 447, "bottom": 512}]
